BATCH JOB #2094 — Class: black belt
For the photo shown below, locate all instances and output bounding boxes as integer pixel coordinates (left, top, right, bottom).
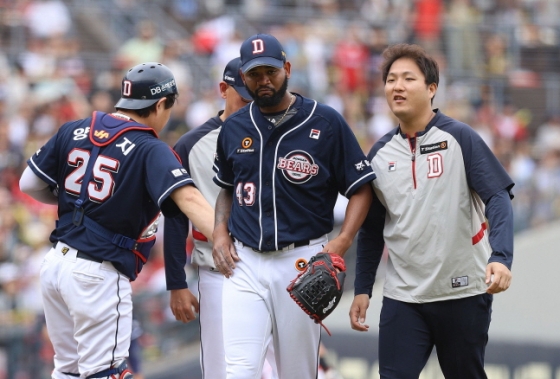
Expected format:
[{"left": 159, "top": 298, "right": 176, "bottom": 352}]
[
  {"left": 292, "top": 240, "right": 310, "bottom": 248},
  {"left": 234, "top": 237, "right": 311, "bottom": 252},
  {"left": 255, "top": 240, "right": 311, "bottom": 252},
  {"left": 77, "top": 251, "right": 103, "bottom": 263}
]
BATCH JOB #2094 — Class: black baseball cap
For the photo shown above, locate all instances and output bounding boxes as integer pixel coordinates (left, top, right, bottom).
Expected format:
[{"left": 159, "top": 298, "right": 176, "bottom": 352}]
[
  {"left": 223, "top": 57, "right": 252, "bottom": 101},
  {"left": 239, "top": 34, "right": 286, "bottom": 74},
  {"left": 115, "top": 62, "right": 178, "bottom": 110}
]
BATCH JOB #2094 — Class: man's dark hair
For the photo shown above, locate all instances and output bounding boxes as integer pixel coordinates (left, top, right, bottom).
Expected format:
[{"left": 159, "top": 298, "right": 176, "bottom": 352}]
[
  {"left": 117, "top": 93, "right": 177, "bottom": 118},
  {"left": 381, "top": 43, "right": 439, "bottom": 88}
]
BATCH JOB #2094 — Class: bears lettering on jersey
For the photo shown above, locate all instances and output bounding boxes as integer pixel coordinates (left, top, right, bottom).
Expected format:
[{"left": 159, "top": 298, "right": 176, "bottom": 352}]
[{"left": 277, "top": 150, "right": 319, "bottom": 184}]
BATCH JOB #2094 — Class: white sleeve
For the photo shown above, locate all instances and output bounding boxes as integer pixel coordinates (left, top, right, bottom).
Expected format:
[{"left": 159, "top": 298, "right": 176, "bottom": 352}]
[{"left": 19, "top": 166, "right": 59, "bottom": 205}]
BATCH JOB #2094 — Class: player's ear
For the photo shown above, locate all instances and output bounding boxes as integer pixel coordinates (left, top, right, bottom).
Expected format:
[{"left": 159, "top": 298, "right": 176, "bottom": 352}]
[
  {"left": 155, "top": 97, "right": 167, "bottom": 113},
  {"left": 284, "top": 61, "right": 291, "bottom": 78},
  {"left": 219, "top": 82, "right": 228, "bottom": 99},
  {"left": 428, "top": 82, "right": 437, "bottom": 99}
]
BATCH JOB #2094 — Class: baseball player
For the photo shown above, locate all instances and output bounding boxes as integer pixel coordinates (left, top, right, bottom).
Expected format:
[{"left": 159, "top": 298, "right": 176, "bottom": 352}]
[
  {"left": 18, "top": 62, "right": 215, "bottom": 379},
  {"left": 212, "top": 34, "right": 376, "bottom": 379},
  {"left": 163, "top": 57, "right": 278, "bottom": 379},
  {"left": 350, "top": 44, "right": 514, "bottom": 378}
]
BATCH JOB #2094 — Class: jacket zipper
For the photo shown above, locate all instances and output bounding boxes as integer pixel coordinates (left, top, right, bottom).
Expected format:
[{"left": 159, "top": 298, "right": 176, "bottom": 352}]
[{"left": 407, "top": 136, "right": 417, "bottom": 189}]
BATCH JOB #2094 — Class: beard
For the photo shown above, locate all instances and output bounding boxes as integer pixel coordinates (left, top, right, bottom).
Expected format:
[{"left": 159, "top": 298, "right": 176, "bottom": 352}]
[{"left": 246, "top": 76, "right": 289, "bottom": 108}]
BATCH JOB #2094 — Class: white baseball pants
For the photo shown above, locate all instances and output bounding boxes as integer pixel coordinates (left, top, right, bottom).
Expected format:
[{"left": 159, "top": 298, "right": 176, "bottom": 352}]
[
  {"left": 41, "top": 242, "right": 132, "bottom": 379},
  {"left": 223, "top": 237, "right": 327, "bottom": 379},
  {"left": 198, "top": 266, "right": 278, "bottom": 379}
]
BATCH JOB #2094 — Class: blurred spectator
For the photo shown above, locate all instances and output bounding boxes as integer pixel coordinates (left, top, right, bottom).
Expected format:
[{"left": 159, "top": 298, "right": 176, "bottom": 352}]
[
  {"left": 116, "top": 20, "right": 164, "bottom": 68},
  {"left": 18, "top": 37, "right": 57, "bottom": 82},
  {"left": 484, "top": 33, "right": 511, "bottom": 76},
  {"left": 22, "top": 0, "right": 72, "bottom": 39},
  {"left": 445, "top": 0, "right": 483, "bottom": 75},
  {"left": 535, "top": 112, "right": 560, "bottom": 155},
  {"left": 331, "top": 24, "right": 369, "bottom": 95},
  {"left": 412, "top": 0, "right": 443, "bottom": 52},
  {"left": 493, "top": 102, "right": 530, "bottom": 142}
]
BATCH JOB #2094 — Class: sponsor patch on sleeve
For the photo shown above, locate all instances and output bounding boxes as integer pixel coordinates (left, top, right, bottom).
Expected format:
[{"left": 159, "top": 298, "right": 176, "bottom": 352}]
[
  {"left": 354, "top": 159, "right": 370, "bottom": 172},
  {"left": 171, "top": 168, "right": 184, "bottom": 177}
]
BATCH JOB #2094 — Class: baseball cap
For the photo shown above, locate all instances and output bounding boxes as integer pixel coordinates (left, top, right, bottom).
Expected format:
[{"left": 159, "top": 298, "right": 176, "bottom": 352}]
[
  {"left": 239, "top": 34, "right": 286, "bottom": 74},
  {"left": 223, "top": 57, "right": 252, "bottom": 101}
]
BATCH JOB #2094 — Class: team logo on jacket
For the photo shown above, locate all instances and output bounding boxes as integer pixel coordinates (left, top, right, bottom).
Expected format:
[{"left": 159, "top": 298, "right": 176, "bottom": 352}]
[
  {"left": 295, "top": 258, "right": 308, "bottom": 271},
  {"left": 277, "top": 150, "right": 319, "bottom": 184},
  {"left": 420, "top": 141, "right": 448, "bottom": 154},
  {"left": 237, "top": 137, "right": 255, "bottom": 153},
  {"left": 94, "top": 130, "right": 109, "bottom": 140}
]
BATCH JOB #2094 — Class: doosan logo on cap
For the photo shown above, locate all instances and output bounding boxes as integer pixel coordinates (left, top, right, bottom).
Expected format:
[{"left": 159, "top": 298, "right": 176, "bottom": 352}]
[
  {"left": 240, "top": 34, "right": 287, "bottom": 73},
  {"left": 223, "top": 57, "right": 252, "bottom": 101}
]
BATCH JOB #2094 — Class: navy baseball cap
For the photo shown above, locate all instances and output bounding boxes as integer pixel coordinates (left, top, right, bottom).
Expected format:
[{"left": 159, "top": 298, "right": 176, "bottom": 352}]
[
  {"left": 239, "top": 34, "right": 286, "bottom": 74},
  {"left": 223, "top": 57, "right": 252, "bottom": 101}
]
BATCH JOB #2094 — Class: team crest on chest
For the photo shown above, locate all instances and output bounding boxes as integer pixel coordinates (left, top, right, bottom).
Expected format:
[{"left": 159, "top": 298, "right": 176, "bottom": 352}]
[{"left": 277, "top": 150, "right": 319, "bottom": 184}]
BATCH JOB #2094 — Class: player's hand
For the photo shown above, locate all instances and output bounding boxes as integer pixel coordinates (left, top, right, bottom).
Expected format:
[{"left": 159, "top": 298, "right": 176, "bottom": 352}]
[
  {"left": 485, "top": 262, "right": 512, "bottom": 294},
  {"left": 350, "top": 294, "right": 370, "bottom": 332},
  {"left": 170, "top": 288, "right": 199, "bottom": 323},
  {"left": 212, "top": 230, "right": 239, "bottom": 278},
  {"left": 322, "top": 234, "right": 353, "bottom": 258}
]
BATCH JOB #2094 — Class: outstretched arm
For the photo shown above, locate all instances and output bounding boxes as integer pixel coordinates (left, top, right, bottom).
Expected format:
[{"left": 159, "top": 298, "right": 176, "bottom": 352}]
[{"left": 170, "top": 185, "right": 214, "bottom": 243}]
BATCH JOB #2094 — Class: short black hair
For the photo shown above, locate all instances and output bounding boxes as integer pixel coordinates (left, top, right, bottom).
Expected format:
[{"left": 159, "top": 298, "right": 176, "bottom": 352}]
[
  {"left": 116, "top": 93, "right": 177, "bottom": 118},
  {"left": 381, "top": 43, "right": 439, "bottom": 87}
]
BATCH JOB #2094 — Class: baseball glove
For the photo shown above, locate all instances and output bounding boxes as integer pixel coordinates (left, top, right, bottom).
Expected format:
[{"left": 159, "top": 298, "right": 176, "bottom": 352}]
[{"left": 286, "top": 252, "right": 346, "bottom": 336}]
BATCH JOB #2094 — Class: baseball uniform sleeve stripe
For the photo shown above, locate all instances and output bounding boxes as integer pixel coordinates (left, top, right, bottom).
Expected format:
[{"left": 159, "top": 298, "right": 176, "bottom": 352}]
[
  {"left": 344, "top": 171, "right": 377, "bottom": 197},
  {"left": 157, "top": 178, "right": 194, "bottom": 207},
  {"left": 28, "top": 156, "right": 57, "bottom": 186}
]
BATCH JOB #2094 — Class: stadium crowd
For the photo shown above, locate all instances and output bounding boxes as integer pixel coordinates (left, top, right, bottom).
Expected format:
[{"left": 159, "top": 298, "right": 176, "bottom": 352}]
[{"left": 0, "top": 0, "right": 559, "bottom": 377}]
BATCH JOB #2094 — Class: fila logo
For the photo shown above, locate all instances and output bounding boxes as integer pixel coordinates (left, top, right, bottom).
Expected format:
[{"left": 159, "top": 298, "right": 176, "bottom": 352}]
[
  {"left": 252, "top": 39, "right": 264, "bottom": 54},
  {"left": 123, "top": 80, "right": 132, "bottom": 96},
  {"left": 309, "top": 129, "right": 320, "bottom": 139},
  {"left": 388, "top": 162, "right": 396, "bottom": 172},
  {"left": 94, "top": 130, "right": 109, "bottom": 139}
]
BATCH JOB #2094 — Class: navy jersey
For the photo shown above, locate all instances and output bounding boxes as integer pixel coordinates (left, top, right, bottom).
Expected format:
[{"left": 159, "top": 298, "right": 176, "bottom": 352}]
[
  {"left": 355, "top": 110, "right": 514, "bottom": 301},
  {"left": 164, "top": 113, "right": 222, "bottom": 290},
  {"left": 213, "top": 94, "right": 376, "bottom": 251},
  {"left": 27, "top": 112, "right": 194, "bottom": 280}
]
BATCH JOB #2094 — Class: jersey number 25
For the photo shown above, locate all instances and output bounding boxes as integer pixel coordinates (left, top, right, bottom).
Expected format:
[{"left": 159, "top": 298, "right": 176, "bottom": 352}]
[{"left": 65, "top": 148, "right": 120, "bottom": 203}]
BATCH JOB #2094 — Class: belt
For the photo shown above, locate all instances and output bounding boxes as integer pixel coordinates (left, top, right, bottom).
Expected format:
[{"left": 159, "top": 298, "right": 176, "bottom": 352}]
[
  {"left": 77, "top": 251, "right": 103, "bottom": 263},
  {"left": 235, "top": 238, "right": 311, "bottom": 252},
  {"left": 292, "top": 240, "right": 310, "bottom": 248}
]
